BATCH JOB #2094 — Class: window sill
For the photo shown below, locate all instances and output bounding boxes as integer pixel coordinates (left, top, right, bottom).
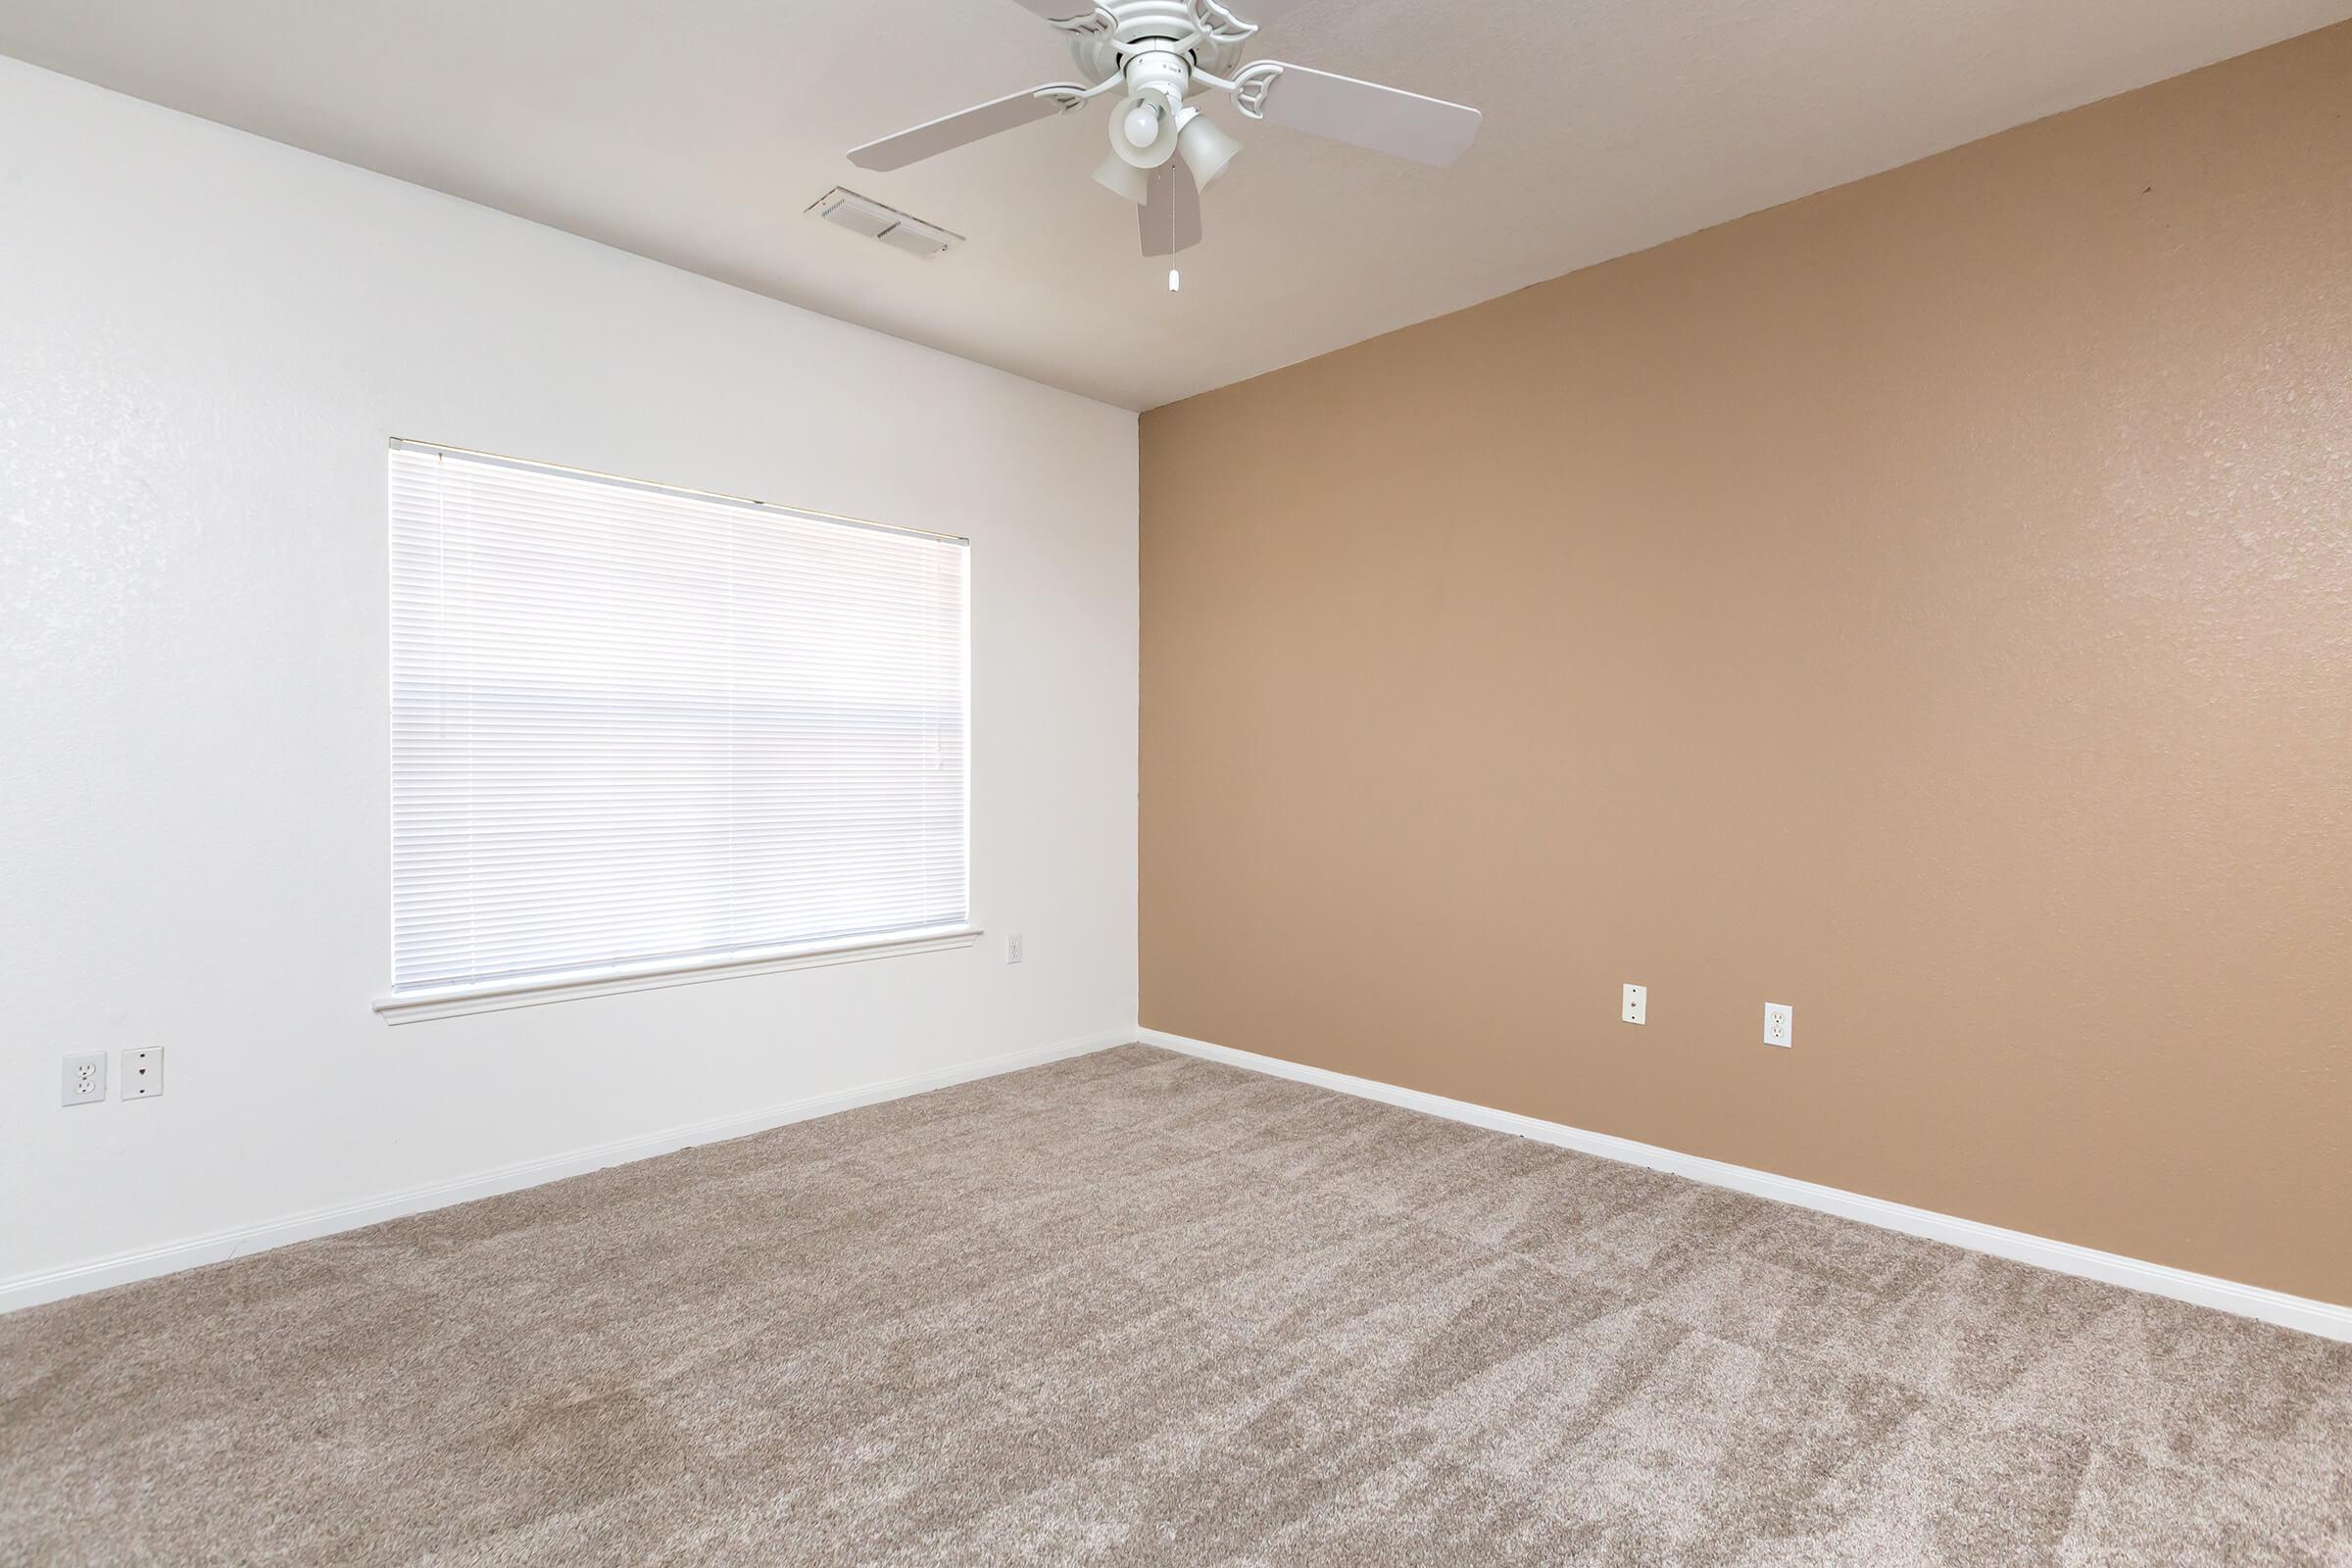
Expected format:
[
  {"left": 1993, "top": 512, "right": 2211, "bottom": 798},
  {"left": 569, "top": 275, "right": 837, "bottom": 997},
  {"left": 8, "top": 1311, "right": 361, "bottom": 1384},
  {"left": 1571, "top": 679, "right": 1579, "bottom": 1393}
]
[{"left": 371, "top": 926, "right": 983, "bottom": 1025}]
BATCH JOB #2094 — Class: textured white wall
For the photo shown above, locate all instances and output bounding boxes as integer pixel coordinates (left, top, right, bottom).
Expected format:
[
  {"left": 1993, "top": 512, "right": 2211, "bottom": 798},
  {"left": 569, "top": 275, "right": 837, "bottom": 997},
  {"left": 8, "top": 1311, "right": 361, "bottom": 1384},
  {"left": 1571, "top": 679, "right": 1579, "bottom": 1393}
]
[{"left": 0, "top": 59, "right": 1139, "bottom": 1297}]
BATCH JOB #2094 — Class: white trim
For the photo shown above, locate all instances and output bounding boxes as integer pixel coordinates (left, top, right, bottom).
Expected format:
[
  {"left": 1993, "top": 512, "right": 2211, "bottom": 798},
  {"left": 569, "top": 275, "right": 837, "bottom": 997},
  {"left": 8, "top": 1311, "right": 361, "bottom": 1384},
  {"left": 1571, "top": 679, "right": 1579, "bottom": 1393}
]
[
  {"left": 372, "top": 927, "right": 983, "bottom": 1024},
  {"left": 1138, "top": 1028, "right": 2352, "bottom": 1345},
  {"left": 0, "top": 1027, "right": 1132, "bottom": 1316}
]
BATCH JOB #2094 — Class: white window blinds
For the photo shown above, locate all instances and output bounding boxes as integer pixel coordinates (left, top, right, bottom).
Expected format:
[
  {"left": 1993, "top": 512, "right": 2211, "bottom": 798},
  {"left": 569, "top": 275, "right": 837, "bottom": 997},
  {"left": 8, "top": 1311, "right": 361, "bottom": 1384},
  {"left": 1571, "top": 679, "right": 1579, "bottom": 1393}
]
[{"left": 389, "top": 443, "right": 969, "bottom": 996}]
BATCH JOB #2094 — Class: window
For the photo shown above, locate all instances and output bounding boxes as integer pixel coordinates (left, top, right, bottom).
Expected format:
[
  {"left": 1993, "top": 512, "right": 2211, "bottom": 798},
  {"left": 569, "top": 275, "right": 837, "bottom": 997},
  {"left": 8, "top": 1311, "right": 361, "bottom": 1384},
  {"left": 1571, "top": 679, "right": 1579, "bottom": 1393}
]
[{"left": 382, "top": 442, "right": 969, "bottom": 1016}]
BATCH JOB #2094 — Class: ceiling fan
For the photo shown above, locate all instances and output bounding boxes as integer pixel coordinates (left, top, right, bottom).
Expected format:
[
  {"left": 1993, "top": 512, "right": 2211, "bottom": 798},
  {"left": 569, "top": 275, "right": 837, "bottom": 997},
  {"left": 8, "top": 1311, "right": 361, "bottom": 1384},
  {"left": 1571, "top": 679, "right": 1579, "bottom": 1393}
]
[{"left": 848, "top": 0, "right": 1483, "bottom": 258}]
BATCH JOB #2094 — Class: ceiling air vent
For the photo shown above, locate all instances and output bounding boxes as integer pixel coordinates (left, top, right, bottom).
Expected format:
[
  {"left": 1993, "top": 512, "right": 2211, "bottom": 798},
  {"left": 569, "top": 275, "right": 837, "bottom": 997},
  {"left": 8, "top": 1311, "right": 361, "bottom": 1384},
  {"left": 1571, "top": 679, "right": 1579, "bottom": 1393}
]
[{"left": 806, "top": 187, "right": 963, "bottom": 258}]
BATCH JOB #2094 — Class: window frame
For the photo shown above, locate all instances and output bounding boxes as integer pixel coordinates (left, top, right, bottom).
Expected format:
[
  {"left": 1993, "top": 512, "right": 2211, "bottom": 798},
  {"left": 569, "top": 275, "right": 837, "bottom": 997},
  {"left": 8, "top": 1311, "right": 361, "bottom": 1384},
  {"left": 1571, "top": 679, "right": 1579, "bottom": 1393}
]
[{"left": 373, "top": 440, "right": 977, "bottom": 1025}]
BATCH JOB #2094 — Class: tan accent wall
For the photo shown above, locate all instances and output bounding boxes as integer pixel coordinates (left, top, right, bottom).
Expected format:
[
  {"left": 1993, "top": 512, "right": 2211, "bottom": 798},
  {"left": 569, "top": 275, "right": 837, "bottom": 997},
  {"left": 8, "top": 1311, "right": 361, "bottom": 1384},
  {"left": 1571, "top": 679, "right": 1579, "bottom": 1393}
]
[{"left": 1140, "top": 24, "right": 2352, "bottom": 1304}]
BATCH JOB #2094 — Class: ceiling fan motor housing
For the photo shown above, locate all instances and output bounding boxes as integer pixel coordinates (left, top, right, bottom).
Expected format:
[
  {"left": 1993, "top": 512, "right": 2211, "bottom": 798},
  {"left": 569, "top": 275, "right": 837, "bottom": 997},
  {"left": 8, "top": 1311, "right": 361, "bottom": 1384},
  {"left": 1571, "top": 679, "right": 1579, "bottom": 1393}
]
[{"left": 1066, "top": 1, "right": 1252, "bottom": 86}]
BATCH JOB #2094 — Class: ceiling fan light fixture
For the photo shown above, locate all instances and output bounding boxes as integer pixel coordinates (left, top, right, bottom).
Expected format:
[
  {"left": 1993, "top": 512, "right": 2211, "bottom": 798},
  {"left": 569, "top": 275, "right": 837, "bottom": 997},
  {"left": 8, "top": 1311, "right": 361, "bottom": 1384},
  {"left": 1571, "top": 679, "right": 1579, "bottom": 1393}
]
[
  {"left": 1108, "top": 91, "right": 1183, "bottom": 169},
  {"left": 1175, "top": 109, "right": 1243, "bottom": 190},
  {"left": 1108, "top": 47, "right": 1190, "bottom": 171},
  {"left": 1092, "top": 152, "right": 1152, "bottom": 204}
]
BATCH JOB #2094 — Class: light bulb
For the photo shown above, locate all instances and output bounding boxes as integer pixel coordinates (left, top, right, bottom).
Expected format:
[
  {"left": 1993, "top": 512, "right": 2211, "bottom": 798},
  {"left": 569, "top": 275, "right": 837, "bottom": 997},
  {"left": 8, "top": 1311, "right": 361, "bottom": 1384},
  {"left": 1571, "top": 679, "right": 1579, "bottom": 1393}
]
[{"left": 1122, "top": 101, "right": 1161, "bottom": 149}]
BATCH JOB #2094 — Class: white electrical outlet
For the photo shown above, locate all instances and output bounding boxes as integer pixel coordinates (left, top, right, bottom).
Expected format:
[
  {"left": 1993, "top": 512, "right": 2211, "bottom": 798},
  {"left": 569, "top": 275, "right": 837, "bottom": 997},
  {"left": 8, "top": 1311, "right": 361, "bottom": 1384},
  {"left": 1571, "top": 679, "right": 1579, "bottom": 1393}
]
[
  {"left": 1006, "top": 932, "right": 1023, "bottom": 965},
  {"left": 122, "top": 1047, "right": 165, "bottom": 1099},
  {"left": 63, "top": 1053, "right": 108, "bottom": 1106},
  {"left": 1763, "top": 1004, "right": 1793, "bottom": 1049},
  {"left": 1621, "top": 984, "right": 1646, "bottom": 1025}
]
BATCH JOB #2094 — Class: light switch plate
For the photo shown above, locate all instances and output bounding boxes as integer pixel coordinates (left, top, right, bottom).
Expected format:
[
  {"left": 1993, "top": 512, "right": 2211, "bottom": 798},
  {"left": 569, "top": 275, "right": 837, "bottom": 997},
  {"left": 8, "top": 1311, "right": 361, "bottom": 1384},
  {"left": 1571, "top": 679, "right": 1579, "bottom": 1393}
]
[
  {"left": 1006, "top": 932, "right": 1023, "bottom": 965},
  {"left": 63, "top": 1052, "right": 108, "bottom": 1105},
  {"left": 122, "top": 1046, "right": 165, "bottom": 1099},
  {"left": 1622, "top": 984, "right": 1646, "bottom": 1025},
  {"left": 1763, "top": 1004, "right": 1793, "bottom": 1049}
]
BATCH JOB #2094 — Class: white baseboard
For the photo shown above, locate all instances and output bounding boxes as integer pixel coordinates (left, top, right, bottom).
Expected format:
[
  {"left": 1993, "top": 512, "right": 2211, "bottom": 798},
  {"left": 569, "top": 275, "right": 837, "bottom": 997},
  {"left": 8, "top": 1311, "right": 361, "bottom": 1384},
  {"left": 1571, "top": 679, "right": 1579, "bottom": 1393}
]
[
  {"left": 0, "top": 1028, "right": 1133, "bottom": 1316},
  {"left": 1139, "top": 1028, "right": 2352, "bottom": 1344}
]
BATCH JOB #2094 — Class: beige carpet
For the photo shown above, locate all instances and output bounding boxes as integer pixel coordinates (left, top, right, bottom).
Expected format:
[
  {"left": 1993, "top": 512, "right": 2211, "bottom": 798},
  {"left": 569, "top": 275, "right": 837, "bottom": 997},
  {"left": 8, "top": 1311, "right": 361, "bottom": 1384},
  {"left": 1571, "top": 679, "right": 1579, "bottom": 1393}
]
[{"left": 4, "top": 1045, "right": 2347, "bottom": 1565}]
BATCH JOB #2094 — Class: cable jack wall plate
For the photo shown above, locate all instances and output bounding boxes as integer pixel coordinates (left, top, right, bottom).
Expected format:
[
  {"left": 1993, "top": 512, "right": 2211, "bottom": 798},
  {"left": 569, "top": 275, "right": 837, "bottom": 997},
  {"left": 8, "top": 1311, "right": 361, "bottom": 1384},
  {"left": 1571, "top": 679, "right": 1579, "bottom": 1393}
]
[{"left": 123, "top": 1046, "right": 165, "bottom": 1098}]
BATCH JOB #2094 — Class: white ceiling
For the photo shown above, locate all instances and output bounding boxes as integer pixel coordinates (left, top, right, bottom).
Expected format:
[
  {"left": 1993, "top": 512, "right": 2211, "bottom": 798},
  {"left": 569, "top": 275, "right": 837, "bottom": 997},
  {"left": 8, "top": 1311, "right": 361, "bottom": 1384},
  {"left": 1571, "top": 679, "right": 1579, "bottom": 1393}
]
[{"left": 3, "top": 1, "right": 2345, "bottom": 409}]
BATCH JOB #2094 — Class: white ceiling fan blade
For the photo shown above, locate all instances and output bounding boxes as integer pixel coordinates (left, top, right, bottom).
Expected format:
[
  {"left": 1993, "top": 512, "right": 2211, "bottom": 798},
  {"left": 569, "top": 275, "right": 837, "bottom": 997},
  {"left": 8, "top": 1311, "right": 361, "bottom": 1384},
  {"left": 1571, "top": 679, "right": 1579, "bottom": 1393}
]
[
  {"left": 1237, "top": 63, "right": 1482, "bottom": 166},
  {"left": 1139, "top": 161, "right": 1201, "bottom": 257},
  {"left": 1201, "top": 0, "right": 1311, "bottom": 25},
  {"left": 1004, "top": 0, "right": 1102, "bottom": 21},
  {"left": 849, "top": 84, "right": 1086, "bottom": 172}
]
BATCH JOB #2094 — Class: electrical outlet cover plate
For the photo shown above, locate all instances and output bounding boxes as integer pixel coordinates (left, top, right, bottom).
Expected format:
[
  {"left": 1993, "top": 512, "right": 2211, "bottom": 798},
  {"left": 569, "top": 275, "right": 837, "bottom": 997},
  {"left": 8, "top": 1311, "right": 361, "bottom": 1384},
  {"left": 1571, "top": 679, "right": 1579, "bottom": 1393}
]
[
  {"left": 1764, "top": 1004, "right": 1793, "bottom": 1048},
  {"left": 63, "top": 1052, "right": 108, "bottom": 1106},
  {"left": 1622, "top": 984, "right": 1646, "bottom": 1025},
  {"left": 123, "top": 1046, "right": 164, "bottom": 1099},
  {"left": 1006, "top": 932, "right": 1023, "bottom": 965}
]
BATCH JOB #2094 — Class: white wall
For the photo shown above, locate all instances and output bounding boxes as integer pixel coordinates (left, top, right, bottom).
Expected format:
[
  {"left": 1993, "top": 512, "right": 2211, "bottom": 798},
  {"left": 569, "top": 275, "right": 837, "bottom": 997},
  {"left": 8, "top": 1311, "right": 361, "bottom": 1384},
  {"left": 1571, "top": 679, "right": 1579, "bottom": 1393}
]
[{"left": 0, "top": 59, "right": 1139, "bottom": 1301}]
